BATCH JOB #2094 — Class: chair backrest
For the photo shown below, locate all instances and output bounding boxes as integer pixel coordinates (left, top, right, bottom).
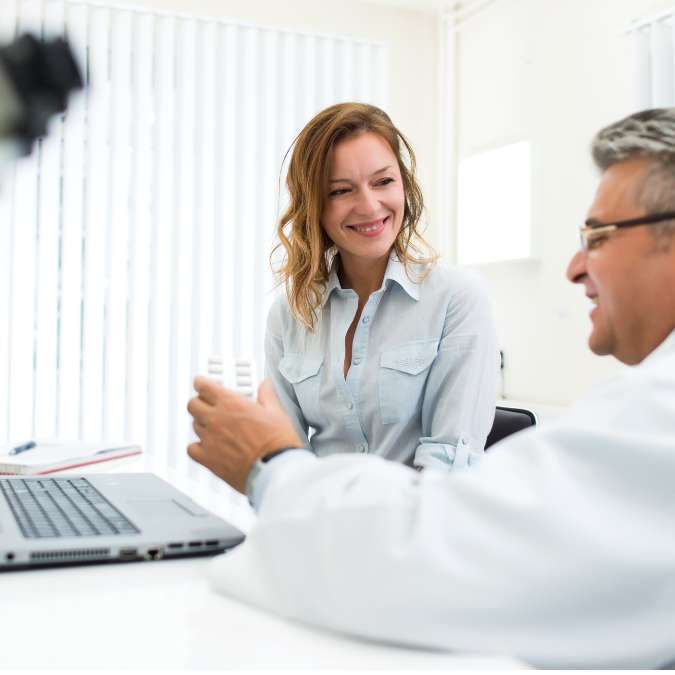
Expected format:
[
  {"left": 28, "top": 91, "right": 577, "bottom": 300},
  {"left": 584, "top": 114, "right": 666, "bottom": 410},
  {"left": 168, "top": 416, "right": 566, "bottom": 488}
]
[{"left": 485, "top": 405, "right": 537, "bottom": 449}]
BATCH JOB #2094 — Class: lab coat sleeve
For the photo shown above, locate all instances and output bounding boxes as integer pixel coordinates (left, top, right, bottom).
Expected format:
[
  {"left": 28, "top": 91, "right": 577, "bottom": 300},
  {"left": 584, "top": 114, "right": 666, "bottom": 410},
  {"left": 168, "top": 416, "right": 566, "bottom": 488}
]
[{"left": 211, "top": 367, "right": 675, "bottom": 669}]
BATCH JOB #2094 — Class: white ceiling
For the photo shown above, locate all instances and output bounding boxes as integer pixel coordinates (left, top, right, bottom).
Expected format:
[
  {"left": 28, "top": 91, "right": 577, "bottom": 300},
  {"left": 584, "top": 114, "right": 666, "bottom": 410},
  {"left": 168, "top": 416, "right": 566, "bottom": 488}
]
[
  {"left": 357, "top": 0, "right": 447, "bottom": 15},
  {"left": 357, "top": 0, "right": 487, "bottom": 17}
]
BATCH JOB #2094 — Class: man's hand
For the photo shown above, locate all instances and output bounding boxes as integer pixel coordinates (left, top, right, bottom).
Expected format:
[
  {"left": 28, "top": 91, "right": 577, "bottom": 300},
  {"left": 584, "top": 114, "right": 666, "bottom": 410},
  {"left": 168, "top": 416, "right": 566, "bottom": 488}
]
[{"left": 187, "top": 377, "right": 303, "bottom": 494}]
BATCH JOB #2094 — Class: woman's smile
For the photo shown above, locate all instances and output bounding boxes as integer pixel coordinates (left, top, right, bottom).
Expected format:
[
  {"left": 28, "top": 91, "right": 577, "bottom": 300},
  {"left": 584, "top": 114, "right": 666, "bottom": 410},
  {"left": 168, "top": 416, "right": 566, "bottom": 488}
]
[{"left": 344, "top": 216, "right": 389, "bottom": 237}]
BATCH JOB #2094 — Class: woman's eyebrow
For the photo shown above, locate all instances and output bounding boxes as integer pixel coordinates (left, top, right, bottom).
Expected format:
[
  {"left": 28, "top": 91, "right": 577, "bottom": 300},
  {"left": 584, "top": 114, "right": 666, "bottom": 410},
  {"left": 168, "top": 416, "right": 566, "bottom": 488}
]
[{"left": 329, "top": 166, "right": 392, "bottom": 183}]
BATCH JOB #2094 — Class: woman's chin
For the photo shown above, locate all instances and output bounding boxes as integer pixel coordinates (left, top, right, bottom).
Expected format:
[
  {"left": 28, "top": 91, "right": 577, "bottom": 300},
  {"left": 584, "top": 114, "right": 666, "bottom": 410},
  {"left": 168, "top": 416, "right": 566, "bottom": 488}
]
[{"left": 340, "top": 246, "right": 393, "bottom": 264}]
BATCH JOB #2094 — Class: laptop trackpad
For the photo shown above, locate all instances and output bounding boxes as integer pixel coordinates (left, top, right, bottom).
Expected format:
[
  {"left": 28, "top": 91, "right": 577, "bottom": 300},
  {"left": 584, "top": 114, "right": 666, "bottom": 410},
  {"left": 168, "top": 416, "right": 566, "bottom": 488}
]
[{"left": 128, "top": 499, "right": 209, "bottom": 518}]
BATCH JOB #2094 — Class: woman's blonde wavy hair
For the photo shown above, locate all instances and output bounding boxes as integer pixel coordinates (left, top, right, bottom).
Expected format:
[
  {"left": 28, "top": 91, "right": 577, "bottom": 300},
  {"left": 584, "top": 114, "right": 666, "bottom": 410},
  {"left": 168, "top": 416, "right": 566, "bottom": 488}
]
[{"left": 271, "top": 102, "right": 437, "bottom": 331}]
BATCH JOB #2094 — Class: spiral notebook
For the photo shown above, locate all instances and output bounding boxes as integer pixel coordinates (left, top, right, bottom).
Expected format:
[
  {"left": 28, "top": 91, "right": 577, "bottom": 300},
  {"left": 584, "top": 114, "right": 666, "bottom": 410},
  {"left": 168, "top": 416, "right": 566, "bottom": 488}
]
[{"left": 0, "top": 441, "right": 142, "bottom": 475}]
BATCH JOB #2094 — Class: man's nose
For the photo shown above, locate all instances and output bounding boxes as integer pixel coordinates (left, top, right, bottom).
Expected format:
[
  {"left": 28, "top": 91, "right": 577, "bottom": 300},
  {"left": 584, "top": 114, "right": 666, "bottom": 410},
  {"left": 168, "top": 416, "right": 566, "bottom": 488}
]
[{"left": 566, "top": 248, "right": 587, "bottom": 284}]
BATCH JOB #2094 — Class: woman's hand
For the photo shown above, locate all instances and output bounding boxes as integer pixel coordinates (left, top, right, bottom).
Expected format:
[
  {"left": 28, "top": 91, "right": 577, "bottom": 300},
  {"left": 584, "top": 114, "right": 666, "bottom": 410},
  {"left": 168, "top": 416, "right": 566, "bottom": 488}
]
[{"left": 187, "top": 377, "right": 303, "bottom": 493}]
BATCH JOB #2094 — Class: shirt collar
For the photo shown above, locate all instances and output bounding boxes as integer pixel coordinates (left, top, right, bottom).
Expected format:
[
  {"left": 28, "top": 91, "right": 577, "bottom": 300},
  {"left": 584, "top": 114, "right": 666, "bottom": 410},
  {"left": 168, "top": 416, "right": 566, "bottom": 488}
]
[
  {"left": 321, "top": 254, "right": 420, "bottom": 307},
  {"left": 321, "top": 259, "right": 343, "bottom": 307},
  {"left": 383, "top": 256, "right": 421, "bottom": 301}
]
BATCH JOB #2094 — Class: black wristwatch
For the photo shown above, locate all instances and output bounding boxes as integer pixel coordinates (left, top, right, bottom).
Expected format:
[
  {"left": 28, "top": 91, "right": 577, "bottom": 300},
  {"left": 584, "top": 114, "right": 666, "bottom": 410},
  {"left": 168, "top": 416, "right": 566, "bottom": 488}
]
[
  {"left": 261, "top": 447, "right": 295, "bottom": 463},
  {"left": 245, "top": 447, "right": 299, "bottom": 505}
]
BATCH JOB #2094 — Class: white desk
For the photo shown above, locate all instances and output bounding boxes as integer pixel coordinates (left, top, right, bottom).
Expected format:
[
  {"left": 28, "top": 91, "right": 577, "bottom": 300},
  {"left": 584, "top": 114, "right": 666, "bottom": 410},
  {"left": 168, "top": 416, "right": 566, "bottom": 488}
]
[
  {"left": 0, "top": 458, "right": 527, "bottom": 669},
  {"left": 0, "top": 556, "right": 526, "bottom": 669}
]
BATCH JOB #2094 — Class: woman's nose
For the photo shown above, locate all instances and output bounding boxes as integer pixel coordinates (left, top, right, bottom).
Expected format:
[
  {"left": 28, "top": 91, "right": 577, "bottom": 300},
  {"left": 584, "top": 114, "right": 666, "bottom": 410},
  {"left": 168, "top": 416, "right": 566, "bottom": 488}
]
[{"left": 354, "top": 187, "right": 379, "bottom": 215}]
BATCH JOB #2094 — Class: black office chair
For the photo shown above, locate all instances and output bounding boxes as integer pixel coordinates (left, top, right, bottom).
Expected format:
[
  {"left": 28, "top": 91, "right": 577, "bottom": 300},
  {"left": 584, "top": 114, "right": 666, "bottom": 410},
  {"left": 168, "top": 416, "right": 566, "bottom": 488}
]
[{"left": 485, "top": 405, "right": 537, "bottom": 449}]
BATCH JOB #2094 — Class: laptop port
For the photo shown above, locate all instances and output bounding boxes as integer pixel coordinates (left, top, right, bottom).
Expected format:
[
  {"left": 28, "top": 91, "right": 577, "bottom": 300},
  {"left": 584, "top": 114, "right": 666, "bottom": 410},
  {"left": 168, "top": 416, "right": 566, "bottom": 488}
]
[
  {"left": 119, "top": 547, "right": 138, "bottom": 560},
  {"left": 188, "top": 541, "right": 203, "bottom": 547},
  {"left": 205, "top": 540, "right": 219, "bottom": 547},
  {"left": 167, "top": 542, "right": 183, "bottom": 549},
  {"left": 146, "top": 547, "right": 164, "bottom": 560}
]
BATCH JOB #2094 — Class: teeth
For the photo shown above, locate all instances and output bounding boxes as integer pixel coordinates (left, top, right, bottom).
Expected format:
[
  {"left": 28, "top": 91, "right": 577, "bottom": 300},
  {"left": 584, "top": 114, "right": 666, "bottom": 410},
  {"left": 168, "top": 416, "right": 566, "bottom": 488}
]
[
  {"left": 590, "top": 297, "right": 598, "bottom": 306},
  {"left": 351, "top": 222, "right": 382, "bottom": 233}
]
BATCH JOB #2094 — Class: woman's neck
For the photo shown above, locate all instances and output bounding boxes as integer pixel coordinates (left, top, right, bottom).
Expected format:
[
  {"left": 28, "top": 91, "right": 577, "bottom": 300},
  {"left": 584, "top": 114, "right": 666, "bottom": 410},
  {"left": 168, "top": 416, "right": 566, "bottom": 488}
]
[{"left": 337, "top": 252, "right": 390, "bottom": 305}]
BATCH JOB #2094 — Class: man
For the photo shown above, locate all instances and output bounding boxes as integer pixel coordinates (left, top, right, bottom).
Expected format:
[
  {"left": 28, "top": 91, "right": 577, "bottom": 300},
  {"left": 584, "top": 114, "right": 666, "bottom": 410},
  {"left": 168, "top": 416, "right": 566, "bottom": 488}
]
[{"left": 187, "top": 109, "right": 675, "bottom": 669}]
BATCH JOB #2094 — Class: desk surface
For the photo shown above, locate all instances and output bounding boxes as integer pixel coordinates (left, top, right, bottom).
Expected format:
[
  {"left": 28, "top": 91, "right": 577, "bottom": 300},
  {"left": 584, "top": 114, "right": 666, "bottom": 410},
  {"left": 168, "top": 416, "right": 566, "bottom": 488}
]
[
  {"left": 0, "top": 556, "right": 526, "bottom": 669},
  {"left": 1, "top": 458, "right": 526, "bottom": 669}
]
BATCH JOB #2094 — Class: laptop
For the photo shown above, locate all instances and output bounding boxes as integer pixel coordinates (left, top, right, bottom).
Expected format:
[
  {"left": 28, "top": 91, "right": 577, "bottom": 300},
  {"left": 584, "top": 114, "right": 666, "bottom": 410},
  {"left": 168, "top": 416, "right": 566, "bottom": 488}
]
[{"left": 0, "top": 473, "right": 244, "bottom": 570}]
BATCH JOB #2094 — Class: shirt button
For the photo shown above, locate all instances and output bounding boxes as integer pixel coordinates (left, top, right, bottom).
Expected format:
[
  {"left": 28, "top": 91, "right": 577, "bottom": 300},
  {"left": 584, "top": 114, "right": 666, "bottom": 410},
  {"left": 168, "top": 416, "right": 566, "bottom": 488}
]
[
  {"left": 357, "top": 443, "right": 367, "bottom": 453},
  {"left": 347, "top": 401, "right": 354, "bottom": 410},
  {"left": 362, "top": 316, "right": 370, "bottom": 324},
  {"left": 353, "top": 357, "right": 361, "bottom": 365}
]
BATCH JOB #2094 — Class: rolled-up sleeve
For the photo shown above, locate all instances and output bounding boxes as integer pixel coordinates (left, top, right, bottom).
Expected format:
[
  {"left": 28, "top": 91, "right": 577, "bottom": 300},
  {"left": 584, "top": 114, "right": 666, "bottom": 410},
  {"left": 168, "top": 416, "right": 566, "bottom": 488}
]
[{"left": 414, "top": 274, "right": 499, "bottom": 470}]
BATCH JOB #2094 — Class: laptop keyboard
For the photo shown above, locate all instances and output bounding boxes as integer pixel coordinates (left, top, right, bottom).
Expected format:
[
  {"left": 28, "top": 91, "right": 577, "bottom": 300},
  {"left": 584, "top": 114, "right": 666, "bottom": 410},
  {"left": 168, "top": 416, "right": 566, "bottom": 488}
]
[{"left": 0, "top": 477, "right": 140, "bottom": 539}]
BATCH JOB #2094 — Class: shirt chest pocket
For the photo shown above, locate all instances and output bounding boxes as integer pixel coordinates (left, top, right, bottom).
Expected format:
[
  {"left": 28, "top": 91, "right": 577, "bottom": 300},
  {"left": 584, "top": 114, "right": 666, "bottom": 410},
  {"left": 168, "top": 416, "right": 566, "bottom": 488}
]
[
  {"left": 278, "top": 353, "right": 324, "bottom": 427},
  {"left": 378, "top": 339, "right": 439, "bottom": 425}
]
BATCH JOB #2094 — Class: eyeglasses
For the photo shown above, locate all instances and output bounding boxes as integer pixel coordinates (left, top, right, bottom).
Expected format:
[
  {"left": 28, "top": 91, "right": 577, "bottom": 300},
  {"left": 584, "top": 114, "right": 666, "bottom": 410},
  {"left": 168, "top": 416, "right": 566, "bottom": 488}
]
[{"left": 579, "top": 211, "right": 675, "bottom": 252}]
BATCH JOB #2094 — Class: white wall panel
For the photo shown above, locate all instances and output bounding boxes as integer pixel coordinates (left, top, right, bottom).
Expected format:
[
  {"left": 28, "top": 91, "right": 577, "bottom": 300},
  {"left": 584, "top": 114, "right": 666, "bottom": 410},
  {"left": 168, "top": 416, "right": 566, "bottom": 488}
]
[
  {"left": 147, "top": 14, "right": 175, "bottom": 472},
  {"left": 259, "top": 27, "right": 281, "bottom": 358},
  {"left": 0, "top": 3, "right": 18, "bottom": 441},
  {"left": 337, "top": 39, "right": 355, "bottom": 102},
  {"left": 170, "top": 17, "right": 195, "bottom": 474},
  {"left": 651, "top": 20, "right": 673, "bottom": 106},
  {"left": 300, "top": 35, "right": 318, "bottom": 123},
  {"left": 217, "top": 23, "right": 237, "bottom": 378},
  {"left": 58, "top": 3, "right": 87, "bottom": 438},
  {"left": 8, "top": 153, "right": 38, "bottom": 439},
  {"left": 80, "top": 6, "right": 109, "bottom": 438},
  {"left": 188, "top": 20, "right": 217, "bottom": 485},
  {"left": 36, "top": 0, "right": 67, "bottom": 438},
  {"left": 318, "top": 38, "right": 336, "bottom": 111},
  {"left": 104, "top": 9, "right": 132, "bottom": 439},
  {"left": 630, "top": 15, "right": 675, "bottom": 108},
  {"left": 34, "top": 107, "right": 61, "bottom": 439},
  {"left": 125, "top": 11, "right": 153, "bottom": 445},
  {"left": 0, "top": 170, "right": 13, "bottom": 441},
  {"left": 373, "top": 44, "right": 387, "bottom": 110},
  {"left": 238, "top": 26, "right": 259, "bottom": 365},
  {"left": 0, "top": 0, "right": 18, "bottom": 42},
  {"left": 280, "top": 32, "right": 300, "bottom": 159},
  {"left": 8, "top": 0, "right": 43, "bottom": 441},
  {"left": 632, "top": 27, "right": 652, "bottom": 109}
]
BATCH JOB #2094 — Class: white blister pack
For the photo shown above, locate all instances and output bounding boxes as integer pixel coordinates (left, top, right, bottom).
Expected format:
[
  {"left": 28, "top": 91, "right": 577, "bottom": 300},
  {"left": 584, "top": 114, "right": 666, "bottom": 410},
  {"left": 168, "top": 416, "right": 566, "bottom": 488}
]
[{"left": 205, "top": 356, "right": 258, "bottom": 398}]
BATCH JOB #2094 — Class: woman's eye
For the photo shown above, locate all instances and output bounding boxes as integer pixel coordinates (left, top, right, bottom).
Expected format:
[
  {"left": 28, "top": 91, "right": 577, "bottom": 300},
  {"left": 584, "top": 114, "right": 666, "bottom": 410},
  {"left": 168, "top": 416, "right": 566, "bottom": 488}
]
[
  {"left": 329, "top": 188, "right": 350, "bottom": 197},
  {"left": 376, "top": 177, "right": 395, "bottom": 187}
]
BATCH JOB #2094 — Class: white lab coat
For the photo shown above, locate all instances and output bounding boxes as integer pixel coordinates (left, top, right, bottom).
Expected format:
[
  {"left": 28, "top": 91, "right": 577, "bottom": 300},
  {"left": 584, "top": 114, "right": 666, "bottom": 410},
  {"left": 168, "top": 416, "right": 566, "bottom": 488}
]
[{"left": 210, "top": 331, "right": 675, "bottom": 669}]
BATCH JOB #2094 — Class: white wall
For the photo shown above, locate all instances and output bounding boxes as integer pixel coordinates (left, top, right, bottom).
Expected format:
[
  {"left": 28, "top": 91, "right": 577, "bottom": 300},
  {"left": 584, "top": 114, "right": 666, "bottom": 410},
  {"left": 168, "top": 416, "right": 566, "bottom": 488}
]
[
  {"left": 117, "top": 0, "right": 441, "bottom": 244},
  {"left": 454, "top": 0, "right": 672, "bottom": 405}
]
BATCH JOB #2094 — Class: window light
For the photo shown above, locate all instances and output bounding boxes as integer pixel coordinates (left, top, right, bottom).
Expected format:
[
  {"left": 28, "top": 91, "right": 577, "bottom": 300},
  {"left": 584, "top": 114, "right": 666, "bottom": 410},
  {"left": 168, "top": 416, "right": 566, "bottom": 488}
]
[{"left": 457, "top": 141, "right": 531, "bottom": 265}]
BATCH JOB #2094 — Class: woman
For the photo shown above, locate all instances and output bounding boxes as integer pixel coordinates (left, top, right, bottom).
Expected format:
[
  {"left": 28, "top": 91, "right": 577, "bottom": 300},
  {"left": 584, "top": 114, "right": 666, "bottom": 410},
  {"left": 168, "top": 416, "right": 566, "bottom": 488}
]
[{"left": 266, "top": 102, "right": 498, "bottom": 470}]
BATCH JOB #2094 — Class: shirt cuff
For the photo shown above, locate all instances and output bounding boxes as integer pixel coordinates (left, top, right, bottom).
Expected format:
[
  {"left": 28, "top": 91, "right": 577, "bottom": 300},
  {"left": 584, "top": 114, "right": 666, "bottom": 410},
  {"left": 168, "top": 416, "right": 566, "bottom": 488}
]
[
  {"left": 246, "top": 449, "right": 313, "bottom": 510},
  {"left": 414, "top": 437, "right": 483, "bottom": 471}
]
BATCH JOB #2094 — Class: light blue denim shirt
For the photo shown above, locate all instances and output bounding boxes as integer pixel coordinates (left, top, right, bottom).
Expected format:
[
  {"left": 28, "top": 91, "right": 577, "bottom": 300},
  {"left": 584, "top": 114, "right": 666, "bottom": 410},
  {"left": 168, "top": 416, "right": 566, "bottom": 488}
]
[{"left": 264, "top": 256, "right": 499, "bottom": 470}]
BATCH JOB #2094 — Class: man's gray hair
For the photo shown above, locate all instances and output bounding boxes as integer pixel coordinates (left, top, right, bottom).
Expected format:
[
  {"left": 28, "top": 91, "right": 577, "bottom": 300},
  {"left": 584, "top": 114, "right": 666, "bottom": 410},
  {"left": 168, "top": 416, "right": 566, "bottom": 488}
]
[{"left": 592, "top": 108, "right": 675, "bottom": 241}]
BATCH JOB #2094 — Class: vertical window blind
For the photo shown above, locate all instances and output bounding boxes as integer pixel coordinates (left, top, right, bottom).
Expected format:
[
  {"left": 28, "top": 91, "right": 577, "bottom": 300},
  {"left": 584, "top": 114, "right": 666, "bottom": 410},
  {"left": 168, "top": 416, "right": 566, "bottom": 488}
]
[
  {"left": 0, "top": 0, "right": 387, "bottom": 515},
  {"left": 629, "top": 9, "right": 675, "bottom": 108}
]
